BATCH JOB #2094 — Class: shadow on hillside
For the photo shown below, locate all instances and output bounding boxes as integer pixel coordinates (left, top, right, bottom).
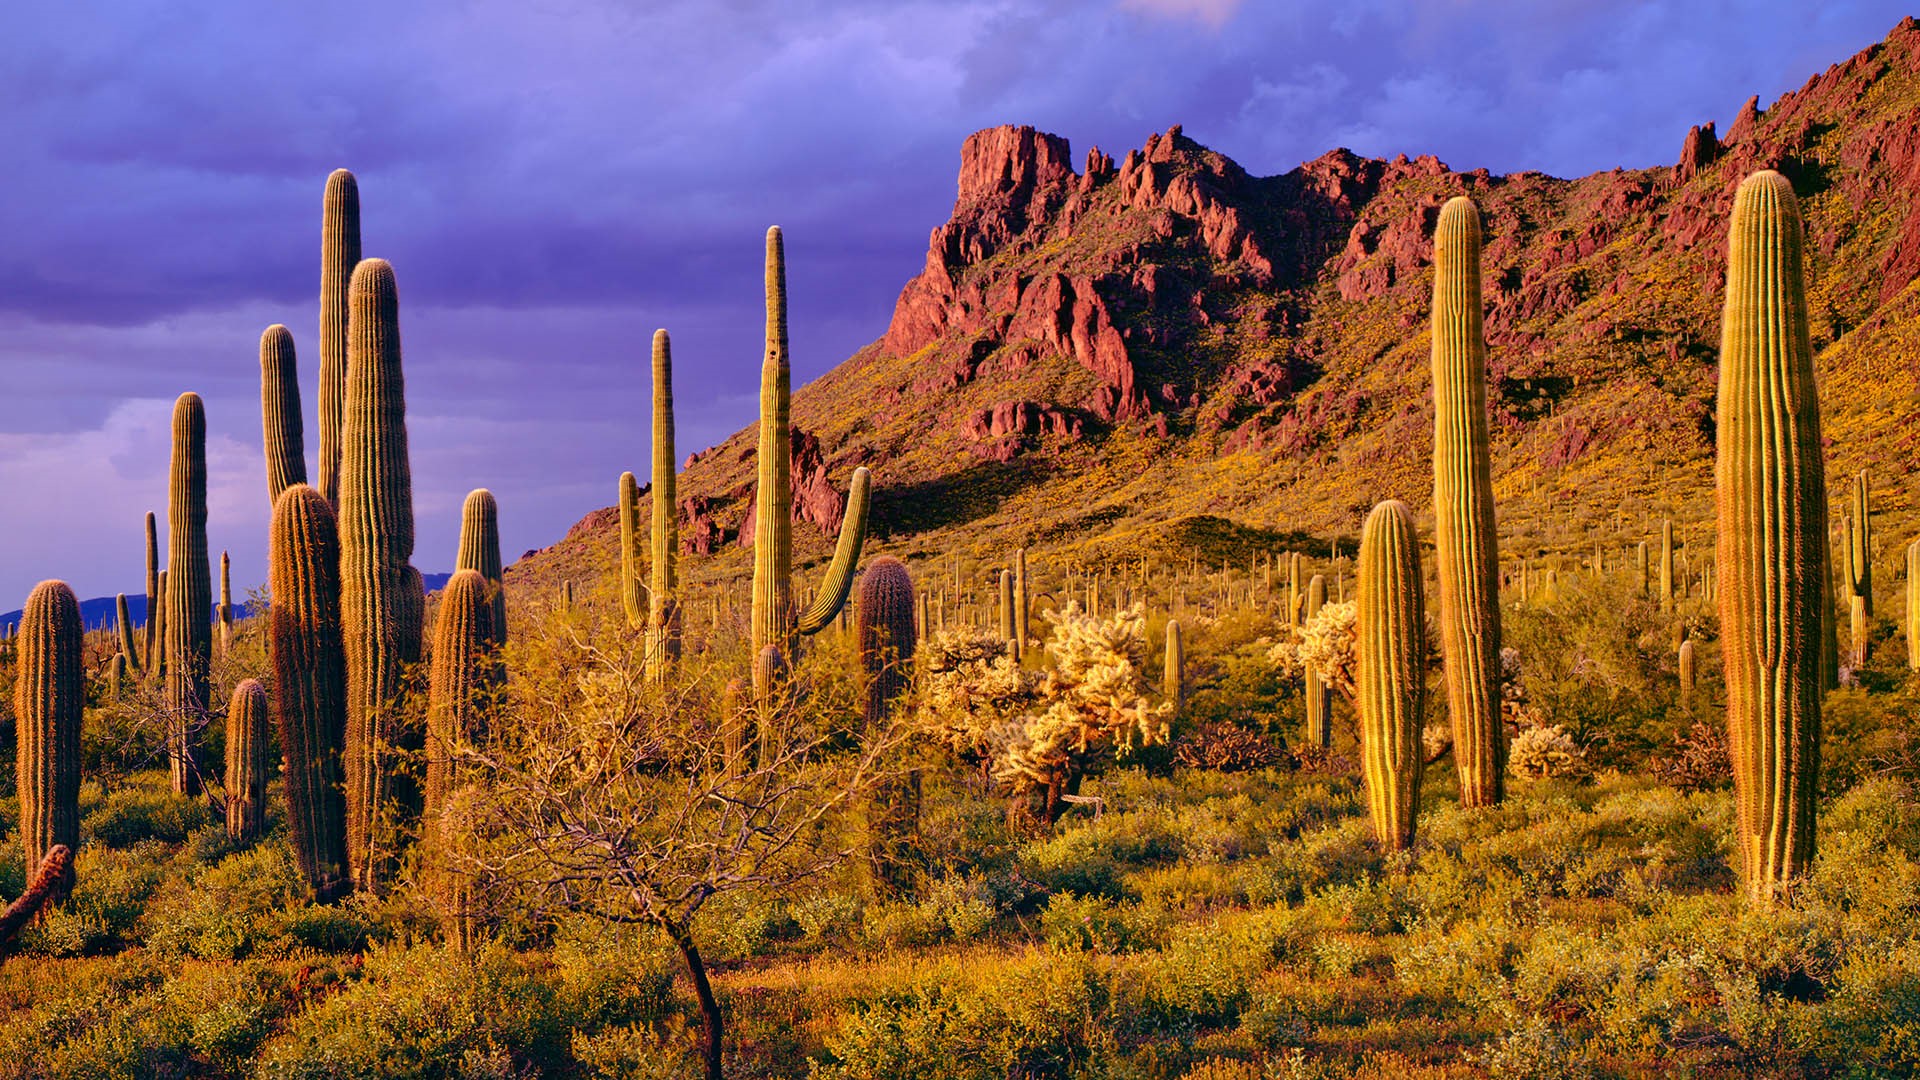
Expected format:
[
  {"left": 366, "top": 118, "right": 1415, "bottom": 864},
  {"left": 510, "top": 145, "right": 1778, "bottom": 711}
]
[{"left": 872, "top": 458, "right": 1050, "bottom": 538}]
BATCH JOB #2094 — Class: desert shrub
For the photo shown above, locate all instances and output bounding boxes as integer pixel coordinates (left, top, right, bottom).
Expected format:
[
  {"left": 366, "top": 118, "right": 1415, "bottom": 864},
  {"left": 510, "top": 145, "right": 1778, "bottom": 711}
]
[
  {"left": 1173, "top": 720, "right": 1287, "bottom": 772},
  {"left": 1020, "top": 805, "right": 1184, "bottom": 899},
  {"left": 793, "top": 891, "right": 864, "bottom": 944},
  {"left": 83, "top": 778, "right": 214, "bottom": 847},
  {"left": 1648, "top": 717, "right": 1731, "bottom": 791},
  {"left": 862, "top": 899, "right": 945, "bottom": 950},
  {"left": 1040, "top": 893, "right": 1167, "bottom": 952},
  {"left": 1507, "top": 721, "right": 1587, "bottom": 781}
]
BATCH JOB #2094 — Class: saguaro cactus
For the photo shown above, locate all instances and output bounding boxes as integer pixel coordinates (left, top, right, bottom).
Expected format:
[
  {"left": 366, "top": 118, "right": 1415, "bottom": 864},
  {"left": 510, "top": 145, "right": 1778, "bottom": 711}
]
[
  {"left": 648, "top": 329, "right": 680, "bottom": 677},
  {"left": 318, "top": 169, "right": 361, "bottom": 507},
  {"left": 1163, "top": 619, "right": 1184, "bottom": 713},
  {"left": 1661, "top": 520, "right": 1676, "bottom": 613},
  {"left": 1845, "top": 470, "right": 1872, "bottom": 618},
  {"left": 1305, "top": 573, "right": 1332, "bottom": 748},
  {"left": 857, "top": 556, "right": 916, "bottom": 726},
  {"left": 1678, "top": 638, "right": 1697, "bottom": 705},
  {"left": 144, "top": 512, "right": 159, "bottom": 679},
  {"left": 455, "top": 489, "right": 506, "bottom": 648},
  {"left": 618, "top": 472, "right": 646, "bottom": 628},
  {"left": 270, "top": 484, "right": 351, "bottom": 902},
  {"left": 225, "top": 680, "right": 270, "bottom": 842},
  {"left": 1716, "top": 170, "right": 1827, "bottom": 904},
  {"left": 1358, "top": 501, "right": 1425, "bottom": 852},
  {"left": 16, "top": 581, "right": 81, "bottom": 904},
  {"left": 999, "top": 570, "right": 1017, "bottom": 657},
  {"left": 261, "top": 324, "right": 308, "bottom": 504},
  {"left": 338, "top": 257, "right": 426, "bottom": 893},
  {"left": 115, "top": 593, "right": 141, "bottom": 675},
  {"left": 426, "top": 570, "right": 500, "bottom": 948},
  {"left": 108, "top": 653, "right": 128, "bottom": 699},
  {"left": 1907, "top": 538, "right": 1920, "bottom": 671},
  {"left": 1429, "top": 195, "right": 1504, "bottom": 808},
  {"left": 748, "top": 226, "right": 870, "bottom": 670},
  {"left": 166, "top": 392, "right": 212, "bottom": 796},
  {"left": 153, "top": 570, "right": 168, "bottom": 681},
  {"left": 220, "top": 551, "right": 234, "bottom": 656},
  {"left": 1014, "top": 548, "right": 1029, "bottom": 659}
]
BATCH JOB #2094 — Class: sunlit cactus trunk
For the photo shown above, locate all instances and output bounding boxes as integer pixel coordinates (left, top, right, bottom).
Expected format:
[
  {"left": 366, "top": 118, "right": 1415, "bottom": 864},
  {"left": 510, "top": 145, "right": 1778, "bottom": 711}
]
[
  {"left": 999, "top": 569, "right": 1017, "bottom": 658},
  {"left": 1428, "top": 196, "right": 1504, "bottom": 807},
  {"left": 225, "top": 679, "right": 270, "bottom": 842},
  {"left": 261, "top": 324, "right": 308, "bottom": 505},
  {"left": 16, "top": 580, "right": 82, "bottom": 905},
  {"left": 1661, "top": 520, "right": 1676, "bottom": 613},
  {"left": 144, "top": 511, "right": 159, "bottom": 678},
  {"left": 619, "top": 471, "right": 646, "bottom": 628},
  {"left": 1358, "top": 501, "right": 1425, "bottom": 852},
  {"left": 220, "top": 551, "right": 233, "bottom": 657},
  {"left": 1715, "top": 170, "right": 1827, "bottom": 905},
  {"left": 318, "top": 169, "right": 360, "bottom": 508},
  {"left": 1678, "top": 638, "right": 1697, "bottom": 706},
  {"left": 270, "top": 484, "right": 351, "bottom": 902},
  {"left": 455, "top": 489, "right": 507, "bottom": 649},
  {"left": 1845, "top": 470, "right": 1872, "bottom": 618},
  {"left": 1907, "top": 538, "right": 1920, "bottom": 671},
  {"left": 648, "top": 329, "right": 681, "bottom": 679},
  {"left": 1014, "top": 547, "right": 1029, "bottom": 658},
  {"left": 426, "top": 570, "right": 501, "bottom": 951},
  {"left": 165, "top": 392, "right": 212, "bottom": 796},
  {"left": 338, "top": 257, "right": 426, "bottom": 894},
  {"left": 115, "top": 593, "right": 141, "bottom": 676},
  {"left": 1305, "top": 573, "right": 1332, "bottom": 748},
  {"left": 1163, "top": 619, "right": 1184, "bottom": 714}
]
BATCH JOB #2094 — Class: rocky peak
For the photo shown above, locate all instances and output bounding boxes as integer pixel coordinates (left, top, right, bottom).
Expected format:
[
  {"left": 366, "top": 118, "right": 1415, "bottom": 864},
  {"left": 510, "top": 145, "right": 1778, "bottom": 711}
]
[
  {"left": 1726, "top": 95, "right": 1764, "bottom": 142},
  {"left": 1675, "top": 122, "right": 1718, "bottom": 182}
]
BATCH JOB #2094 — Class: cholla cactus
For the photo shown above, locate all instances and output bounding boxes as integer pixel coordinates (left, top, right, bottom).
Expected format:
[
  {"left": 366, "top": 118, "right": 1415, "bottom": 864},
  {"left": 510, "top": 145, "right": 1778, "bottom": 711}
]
[
  {"left": 917, "top": 627, "right": 1039, "bottom": 763},
  {"left": 1507, "top": 721, "right": 1587, "bottom": 781},
  {"left": 1269, "top": 600, "right": 1358, "bottom": 703},
  {"left": 990, "top": 603, "right": 1169, "bottom": 825}
]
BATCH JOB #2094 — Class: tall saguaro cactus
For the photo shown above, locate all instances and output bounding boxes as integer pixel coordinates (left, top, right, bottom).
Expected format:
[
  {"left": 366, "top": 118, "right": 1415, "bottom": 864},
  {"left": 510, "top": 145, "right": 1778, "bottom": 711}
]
[
  {"left": 1661, "top": 520, "right": 1676, "bottom": 613},
  {"left": 144, "top": 511, "right": 159, "bottom": 679},
  {"left": 426, "top": 570, "right": 500, "bottom": 949},
  {"left": 338, "top": 257, "right": 426, "bottom": 894},
  {"left": 999, "top": 570, "right": 1017, "bottom": 657},
  {"left": 166, "top": 392, "right": 212, "bottom": 796},
  {"left": 648, "top": 329, "right": 680, "bottom": 677},
  {"left": 1716, "top": 170, "right": 1827, "bottom": 904},
  {"left": 1163, "top": 619, "right": 1184, "bottom": 713},
  {"left": 116, "top": 593, "right": 141, "bottom": 676},
  {"left": 1358, "top": 501, "right": 1425, "bottom": 852},
  {"left": 220, "top": 551, "right": 234, "bottom": 656},
  {"left": 1014, "top": 548, "right": 1030, "bottom": 658},
  {"left": 318, "top": 169, "right": 361, "bottom": 508},
  {"left": 1907, "top": 538, "right": 1920, "bottom": 672},
  {"left": 270, "top": 485, "right": 351, "bottom": 902},
  {"left": 748, "top": 226, "right": 870, "bottom": 668},
  {"left": 1305, "top": 573, "right": 1332, "bottom": 748},
  {"left": 16, "top": 580, "right": 82, "bottom": 904},
  {"left": 618, "top": 472, "right": 646, "bottom": 628},
  {"left": 261, "top": 324, "right": 308, "bottom": 504},
  {"left": 225, "top": 680, "right": 270, "bottom": 842},
  {"left": 1845, "top": 470, "right": 1872, "bottom": 618},
  {"left": 1429, "top": 195, "right": 1504, "bottom": 807},
  {"left": 456, "top": 489, "right": 506, "bottom": 648}
]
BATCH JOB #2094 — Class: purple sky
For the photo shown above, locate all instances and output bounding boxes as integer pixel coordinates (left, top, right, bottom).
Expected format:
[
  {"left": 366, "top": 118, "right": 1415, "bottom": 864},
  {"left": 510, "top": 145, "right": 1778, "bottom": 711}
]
[{"left": 0, "top": 0, "right": 1908, "bottom": 605}]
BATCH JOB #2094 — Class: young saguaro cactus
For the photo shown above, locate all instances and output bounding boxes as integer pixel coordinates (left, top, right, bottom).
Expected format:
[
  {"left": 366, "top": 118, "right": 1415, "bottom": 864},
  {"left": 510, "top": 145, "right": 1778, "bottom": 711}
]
[
  {"left": 225, "top": 679, "right": 271, "bottom": 842},
  {"left": 261, "top": 324, "right": 308, "bottom": 504},
  {"left": 648, "top": 329, "right": 680, "bottom": 678},
  {"left": 856, "top": 556, "right": 916, "bottom": 726},
  {"left": 1305, "top": 573, "right": 1332, "bottom": 748},
  {"left": 1845, "top": 471, "right": 1872, "bottom": 618},
  {"left": 1429, "top": 195, "right": 1504, "bottom": 808},
  {"left": 1907, "top": 538, "right": 1920, "bottom": 671},
  {"left": 618, "top": 471, "right": 646, "bottom": 629},
  {"left": 1014, "top": 548, "right": 1030, "bottom": 659},
  {"left": 270, "top": 484, "right": 351, "bottom": 902},
  {"left": 748, "top": 226, "right": 871, "bottom": 671},
  {"left": 455, "top": 489, "right": 506, "bottom": 648},
  {"left": 1678, "top": 638, "right": 1697, "bottom": 705},
  {"left": 166, "top": 392, "right": 213, "bottom": 796},
  {"left": 1716, "top": 170, "right": 1827, "bottom": 904},
  {"left": 338, "top": 257, "right": 427, "bottom": 894},
  {"left": 16, "top": 580, "right": 82, "bottom": 904},
  {"left": 1661, "top": 520, "right": 1676, "bottom": 613},
  {"left": 220, "top": 551, "right": 234, "bottom": 656},
  {"left": 999, "top": 569, "right": 1017, "bottom": 658},
  {"left": 318, "top": 169, "right": 361, "bottom": 508},
  {"left": 144, "top": 511, "right": 159, "bottom": 677},
  {"left": 115, "top": 593, "right": 141, "bottom": 676},
  {"left": 426, "top": 570, "right": 501, "bottom": 949},
  {"left": 1163, "top": 619, "right": 1184, "bottom": 713},
  {"left": 1358, "top": 501, "right": 1425, "bottom": 852}
]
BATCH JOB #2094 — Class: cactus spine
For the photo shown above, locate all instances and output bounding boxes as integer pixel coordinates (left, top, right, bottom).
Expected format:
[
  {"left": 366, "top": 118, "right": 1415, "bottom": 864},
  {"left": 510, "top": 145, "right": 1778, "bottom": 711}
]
[
  {"left": 749, "top": 226, "right": 870, "bottom": 667},
  {"left": 455, "top": 489, "right": 506, "bottom": 648},
  {"left": 261, "top": 324, "right": 308, "bottom": 504},
  {"left": 1358, "top": 501, "right": 1425, "bottom": 852},
  {"left": 648, "top": 329, "right": 680, "bottom": 677},
  {"left": 270, "top": 484, "right": 351, "bottom": 902},
  {"left": 618, "top": 471, "right": 646, "bottom": 628},
  {"left": 1908, "top": 538, "right": 1920, "bottom": 671},
  {"left": 1716, "top": 170, "right": 1827, "bottom": 904},
  {"left": 165, "top": 392, "right": 212, "bottom": 796},
  {"left": 338, "top": 257, "right": 426, "bottom": 893},
  {"left": 225, "top": 679, "right": 270, "bottom": 842},
  {"left": 144, "top": 511, "right": 159, "bottom": 679},
  {"left": 318, "top": 169, "right": 360, "bottom": 507},
  {"left": 857, "top": 556, "right": 916, "bottom": 726},
  {"left": 1305, "top": 573, "right": 1332, "bottom": 748},
  {"left": 16, "top": 581, "right": 81, "bottom": 905},
  {"left": 1163, "top": 619, "right": 1184, "bottom": 713},
  {"left": 1429, "top": 196, "right": 1504, "bottom": 808},
  {"left": 1846, "top": 470, "right": 1872, "bottom": 618},
  {"left": 115, "top": 593, "right": 141, "bottom": 675}
]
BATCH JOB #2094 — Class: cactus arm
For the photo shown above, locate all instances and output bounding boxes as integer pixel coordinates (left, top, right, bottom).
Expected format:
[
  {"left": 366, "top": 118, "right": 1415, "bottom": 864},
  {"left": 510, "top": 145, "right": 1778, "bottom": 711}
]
[{"left": 796, "top": 467, "right": 871, "bottom": 636}]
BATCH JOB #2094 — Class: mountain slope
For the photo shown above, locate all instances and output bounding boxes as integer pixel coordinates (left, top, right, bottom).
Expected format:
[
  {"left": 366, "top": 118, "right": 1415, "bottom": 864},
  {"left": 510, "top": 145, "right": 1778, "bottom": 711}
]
[{"left": 507, "top": 16, "right": 1920, "bottom": 600}]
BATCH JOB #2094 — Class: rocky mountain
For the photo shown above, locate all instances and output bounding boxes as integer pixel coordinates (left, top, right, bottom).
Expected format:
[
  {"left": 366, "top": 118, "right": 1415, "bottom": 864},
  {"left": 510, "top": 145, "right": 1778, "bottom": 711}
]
[{"left": 507, "top": 16, "right": 1920, "bottom": 599}]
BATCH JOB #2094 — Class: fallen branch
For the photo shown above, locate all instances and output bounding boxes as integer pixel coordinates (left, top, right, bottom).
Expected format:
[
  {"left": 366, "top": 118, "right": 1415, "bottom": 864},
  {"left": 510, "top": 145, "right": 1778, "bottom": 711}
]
[{"left": 0, "top": 845, "right": 73, "bottom": 950}]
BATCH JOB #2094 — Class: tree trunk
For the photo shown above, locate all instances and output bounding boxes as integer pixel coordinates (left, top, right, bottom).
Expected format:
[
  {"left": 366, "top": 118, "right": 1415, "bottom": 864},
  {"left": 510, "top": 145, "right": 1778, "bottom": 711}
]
[{"left": 667, "top": 921, "right": 724, "bottom": 1080}]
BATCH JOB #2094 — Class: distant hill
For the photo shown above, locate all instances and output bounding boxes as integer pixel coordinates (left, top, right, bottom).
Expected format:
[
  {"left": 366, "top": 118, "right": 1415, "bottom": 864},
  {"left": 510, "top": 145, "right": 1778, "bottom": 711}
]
[
  {"left": 506, "top": 16, "right": 1920, "bottom": 600},
  {"left": 0, "top": 573, "right": 455, "bottom": 633}
]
